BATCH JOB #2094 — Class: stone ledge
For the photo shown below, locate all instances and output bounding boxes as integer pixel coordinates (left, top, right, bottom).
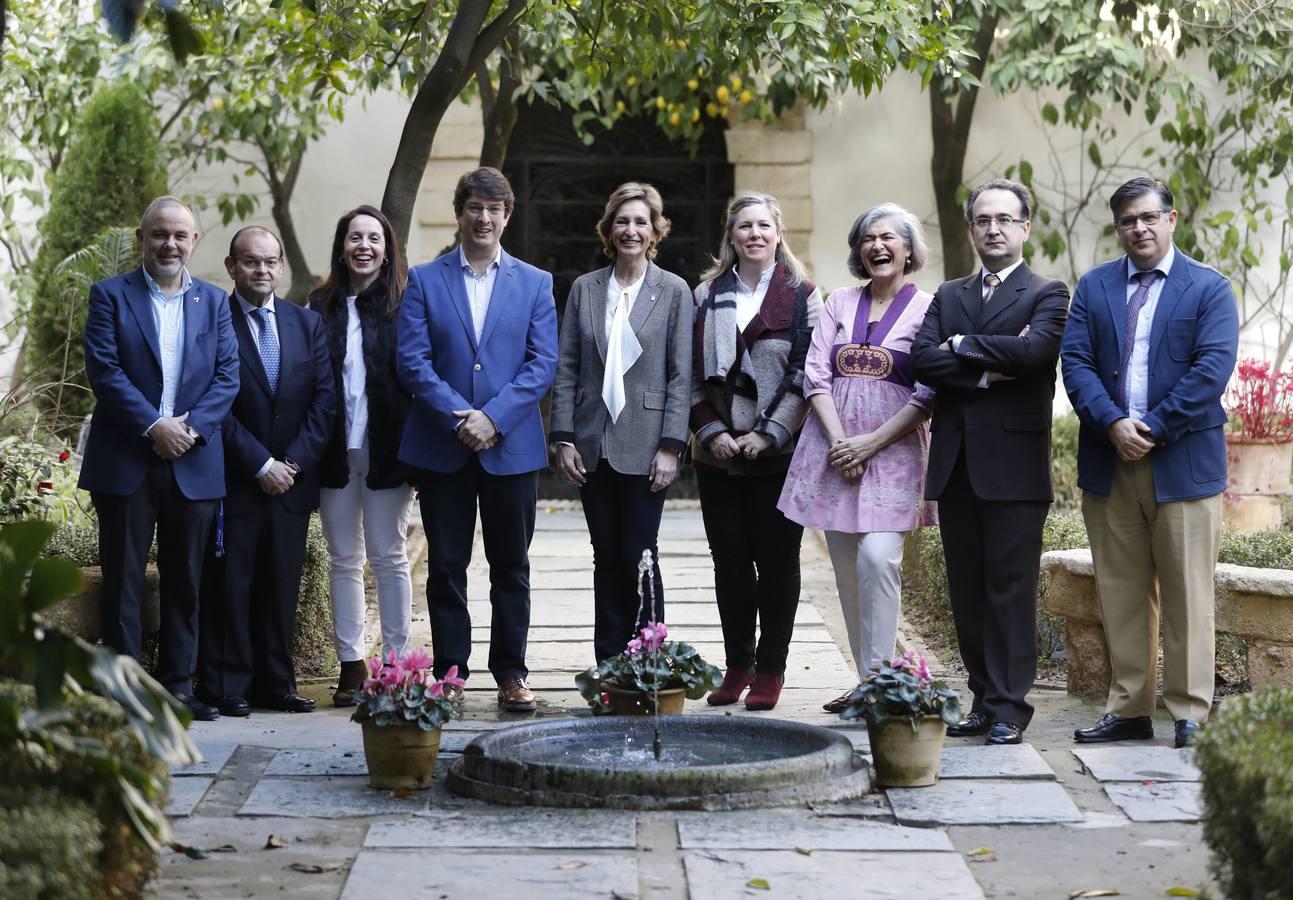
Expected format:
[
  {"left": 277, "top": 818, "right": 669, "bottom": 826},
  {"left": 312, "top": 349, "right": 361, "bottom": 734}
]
[{"left": 42, "top": 565, "right": 161, "bottom": 643}]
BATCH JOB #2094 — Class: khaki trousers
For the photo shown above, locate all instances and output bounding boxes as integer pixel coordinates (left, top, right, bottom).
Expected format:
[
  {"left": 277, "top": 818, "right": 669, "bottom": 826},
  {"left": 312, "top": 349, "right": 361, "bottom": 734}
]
[{"left": 1081, "top": 458, "right": 1220, "bottom": 722}]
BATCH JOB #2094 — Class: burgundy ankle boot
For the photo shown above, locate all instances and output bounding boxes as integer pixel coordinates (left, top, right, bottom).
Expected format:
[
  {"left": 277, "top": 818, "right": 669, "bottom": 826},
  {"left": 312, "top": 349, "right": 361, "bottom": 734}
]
[
  {"left": 744, "top": 672, "right": 784, "bottom": 711},
  {"left": 707, "top": 667, "right": 754, "bottom": 706}
]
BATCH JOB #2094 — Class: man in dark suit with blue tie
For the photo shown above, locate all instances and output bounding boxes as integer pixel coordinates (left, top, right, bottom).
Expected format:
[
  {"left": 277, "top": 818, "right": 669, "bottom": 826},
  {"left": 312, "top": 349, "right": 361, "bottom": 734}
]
[
  {"left": 1061, "top": 177, "right": 1238, "bottom": 748},
  {"left": 397, "top": 167, "right": 558, "bottom": 712},
  {"left": 80, "top": 196, "right": 240, "bottom": 721},
  {"left": 197, "top": 226, "right": 335, "bottom": 716}
]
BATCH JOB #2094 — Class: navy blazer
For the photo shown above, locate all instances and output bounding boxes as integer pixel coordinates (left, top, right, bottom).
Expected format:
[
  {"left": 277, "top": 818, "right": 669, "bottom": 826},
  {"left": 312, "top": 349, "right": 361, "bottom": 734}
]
[
  {"left": 1060, "top": 247, "right": 1238, "bottom": 502},
  {"left": 79, "top": 267, "right": 239, "bottom": 500},
  {"left": 221, "top": 296, "right": 336, "bottom": 515},
  {"left": 396, "top": 248, "right": 558, "bottom": 476}
]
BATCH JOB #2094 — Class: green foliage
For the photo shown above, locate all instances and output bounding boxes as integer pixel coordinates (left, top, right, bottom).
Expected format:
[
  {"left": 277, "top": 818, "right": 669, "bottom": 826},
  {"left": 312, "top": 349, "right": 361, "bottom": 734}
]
[
  {"left": 1195, "top": 687, "right": 1293, "bottom": 899},
  {"left": 25, "top": 83, "right": 166, "bottom": 427},
  {"left": 0, "top": 437, "right": 73, "bottom": 525},
  {"left": 1218, "top": 528, "right": 1293, "bottom": 569},
  {"left": 292, "top": 514, "right": 336, "bottom": 677},
  {"left": 575, "top": 625, "right": 722, "bottom": 712},
  {"left": 839, "top": 651, "right": 962, "bottom": 729},
  {"left": 0, "top": 784, "right": 101, "bottom": 900},
  {"left": 1051, "top": 412, "right": 1080, "bottom": 511}
]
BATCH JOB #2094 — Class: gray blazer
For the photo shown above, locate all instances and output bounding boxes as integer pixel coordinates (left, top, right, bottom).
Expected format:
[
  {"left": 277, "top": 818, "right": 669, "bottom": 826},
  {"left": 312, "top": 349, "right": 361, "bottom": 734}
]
[{"left": 549, "top": 261, "right": 693, "bottom": 476}]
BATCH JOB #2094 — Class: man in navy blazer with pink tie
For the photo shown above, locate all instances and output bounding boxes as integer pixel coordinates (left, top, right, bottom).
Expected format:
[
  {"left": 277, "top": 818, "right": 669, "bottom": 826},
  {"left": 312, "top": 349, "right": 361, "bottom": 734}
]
[{"left": 397, "top": 167, "right": 558, "bottom": 712}]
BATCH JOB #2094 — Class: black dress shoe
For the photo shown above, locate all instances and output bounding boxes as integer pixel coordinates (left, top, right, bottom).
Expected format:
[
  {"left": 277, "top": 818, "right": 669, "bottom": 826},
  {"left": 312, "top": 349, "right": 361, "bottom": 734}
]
[
  {"left": 256, "top": 692, "right": 316, "bottom": 713},
  {"left": 986, "top": 722, "right": 1023, "bottom": 745},
  {"left": 946, "top": 711, "right": 991, "bottom": 737},
  {"left": 1174, "top": 719, "right": 1201, "bottom": 748},
  {"left": 173, "top": 693, "right": 220, "bottom": 722},
  {"left": 1074, "top": 712, "right": 1153, "bottom": 743},
  {"left": 216, "top": 695, "right": 250, "bottom": 717}
]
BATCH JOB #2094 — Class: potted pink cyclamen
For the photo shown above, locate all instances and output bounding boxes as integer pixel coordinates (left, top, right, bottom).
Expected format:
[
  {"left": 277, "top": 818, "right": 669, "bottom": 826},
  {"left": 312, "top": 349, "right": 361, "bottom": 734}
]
[{"left": 352, "top": 648, "right": 465, "bottom": 789}]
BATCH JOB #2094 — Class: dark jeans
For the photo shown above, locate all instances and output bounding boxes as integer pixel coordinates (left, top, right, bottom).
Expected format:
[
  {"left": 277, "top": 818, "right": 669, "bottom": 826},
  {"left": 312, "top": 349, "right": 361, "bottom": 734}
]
[
  {"left": 419, "top": 457, "right": 537, "bottom": 682},
  {"left": 93, "top": 459, "right": 218, "bottom": 694},
  {"left": 580, "top": 462, "right": 668, "bottom": 662},
  {"left": 696, "top": 465, "right": 803, "bottom": 674}
]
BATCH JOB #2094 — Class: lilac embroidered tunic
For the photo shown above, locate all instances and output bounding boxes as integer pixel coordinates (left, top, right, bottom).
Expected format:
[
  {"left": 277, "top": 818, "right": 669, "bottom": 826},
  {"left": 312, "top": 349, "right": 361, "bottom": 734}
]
[{"left": 778, "top": 283, "right": 938, "bottom": 534}]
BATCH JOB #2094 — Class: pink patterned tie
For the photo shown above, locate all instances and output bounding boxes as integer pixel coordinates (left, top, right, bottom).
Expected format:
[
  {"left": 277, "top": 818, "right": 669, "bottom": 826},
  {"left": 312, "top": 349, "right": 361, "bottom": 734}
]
[{"left": 1118, "top": 270, "right": 1160, "bottom": 410}]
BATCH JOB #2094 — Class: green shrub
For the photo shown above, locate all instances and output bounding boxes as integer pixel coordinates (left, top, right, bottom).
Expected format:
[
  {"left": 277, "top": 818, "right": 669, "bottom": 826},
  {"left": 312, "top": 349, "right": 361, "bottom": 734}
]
[
  {"left": 1195, "top": 687, "right": 1293, "bottom": 899},
  {"left": 25, "top": 81, "right": 166, "bottom": 427},
  {"left": 1050, "top": 412, "right": 1081, "bottom": 511},
  {"left": 0, "top": 785, "right": 101, "bottom": 900},
  {"left": 901, "top": 512, "right": 1090, "bottom": 669},
  {"left": 0, "top": 682, "right": 169, "bottom": 897},
  {"left": 292, "top": 513, "right": 335, "bottom": 677}
]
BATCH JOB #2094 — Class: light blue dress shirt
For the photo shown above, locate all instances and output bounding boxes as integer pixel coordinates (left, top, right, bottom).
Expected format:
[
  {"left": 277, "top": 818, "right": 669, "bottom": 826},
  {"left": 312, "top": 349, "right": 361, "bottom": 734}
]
[
  {"left": 142, "top": 266, "right": 190, "bottom": 427},
  {"left": 458, "top": 245, "right": 501, "bottom": 343},
  {"left": 1126, "top": 244, "right": 1175, "bottom": 421},
  {"left": 235, "top": 292, "right": 280, "bottom": 478}
]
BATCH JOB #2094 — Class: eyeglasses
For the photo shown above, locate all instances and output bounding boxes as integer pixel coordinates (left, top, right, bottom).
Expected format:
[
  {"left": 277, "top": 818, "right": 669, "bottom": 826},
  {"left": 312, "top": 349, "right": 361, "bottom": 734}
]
[
  {"left": 1115, "top": 209, "right": 1172, "bottom": 230},
  {"left": 236, "top": 256, "right": 281, "bottom": 270},
  {"left": 971, "top": 215, "right": 1028, "bottom": 231},
  {"left": 464, "top": 203, "right": 508, "bottom": 217}
]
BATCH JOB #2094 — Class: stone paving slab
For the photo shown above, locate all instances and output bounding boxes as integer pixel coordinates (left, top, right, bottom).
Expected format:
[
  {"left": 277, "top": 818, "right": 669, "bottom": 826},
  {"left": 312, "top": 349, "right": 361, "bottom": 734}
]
[
  {"left": 677, "top": 810, "right": 952, "bottom": 851},
  {"left": 1104, "top": 783, "right": 1202, "bottom": 822},
  {"left": 368, "top": 809, "right": 638, "bottom": 848},
  {"left": 886, "top": 781, "right": 1083, "bottom": 826},
  {"left": 341, "top": 850, "right": 639, "bottom": 899},
  {"left": 1072, "top": 746, "right": 1200, "bottom": 782},
  {"left": 264, "top": 736, "right": 485, "bottom": 776},
  {"left": 166, "top": 776, "right": 213, "bottom": 817},
  {"left": 172, "top": 739, "right": 238, "bottom": 776},
  {"left": 473, "top": 600, "right": 823, "bottom": 628},
  {"left": 189, "top": 709, "right": 364, "bottom": 750},
  {"left": 493, "top": 625, "right": 837, "bottom": 644},
  {"left": 239, "top": 776, "right": 436, "bottom": 817},
  {"left": 938, "top": 744, "right": 1055, "bottom": 780},
  {"left": 682, "top": 850, "right": 985, "bottom": 899}
]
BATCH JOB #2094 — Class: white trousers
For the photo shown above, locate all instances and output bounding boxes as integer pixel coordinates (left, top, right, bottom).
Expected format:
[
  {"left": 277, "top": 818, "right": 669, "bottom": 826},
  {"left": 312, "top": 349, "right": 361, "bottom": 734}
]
[
  {"left": 825, "top": 530, "right": 906, "bottom": 680},
  {"left": 319, "top": 447, "right": 415, "bottom": 663}
]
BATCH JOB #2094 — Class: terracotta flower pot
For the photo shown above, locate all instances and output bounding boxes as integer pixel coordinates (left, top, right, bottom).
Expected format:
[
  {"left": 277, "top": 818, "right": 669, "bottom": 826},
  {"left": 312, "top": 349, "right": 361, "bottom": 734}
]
[
  {"left": 866, "top": 714, "right": 946, "bottom": 787},
  {"left": 604, "top": 684, "right": 686, "bottom": 715},
  {"left": 1224, "top": 437, "right": 1293, "bottom": 532},
  {"left": 361, "top": 721, "right": 443, "bottom": 790}
]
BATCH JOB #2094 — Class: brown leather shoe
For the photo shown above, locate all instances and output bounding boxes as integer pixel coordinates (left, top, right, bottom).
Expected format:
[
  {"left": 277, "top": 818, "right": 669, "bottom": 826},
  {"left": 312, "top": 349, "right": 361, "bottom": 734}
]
[
  {"left": 497, "top": 677, "right": 537, "bottom": 712},
  {"left": 822, "top": 690, "right": 854, "bottom": 714},
  {"left": 332, "top": 660, "right": 367, "bottom": 708}
]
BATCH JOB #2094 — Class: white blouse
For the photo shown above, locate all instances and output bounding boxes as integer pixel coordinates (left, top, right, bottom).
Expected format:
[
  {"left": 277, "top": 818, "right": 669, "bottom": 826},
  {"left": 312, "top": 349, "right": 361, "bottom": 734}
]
[{"left": 342, "top": 296, "right": 369, "bottom": 450}]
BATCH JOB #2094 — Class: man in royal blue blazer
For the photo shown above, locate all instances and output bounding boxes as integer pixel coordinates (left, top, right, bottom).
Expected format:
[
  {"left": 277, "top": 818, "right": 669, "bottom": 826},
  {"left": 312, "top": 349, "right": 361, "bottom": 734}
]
[
  {"left": 80, "top": 196, "right": 239, "bottom": 721},
  {"left": 1061, "top": 176, "right": 1238, "bottom": 749},
  {"left": 197, "top": 226, "right": 335, "bottom": 717},
  {"left": 397, "top": 168, "right": 558, "bottom": 712}
]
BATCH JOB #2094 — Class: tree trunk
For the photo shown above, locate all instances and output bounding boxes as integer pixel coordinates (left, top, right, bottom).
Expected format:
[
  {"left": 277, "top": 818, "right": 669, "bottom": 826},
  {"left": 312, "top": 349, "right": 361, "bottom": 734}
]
[
  {"left": 928, "top": 11, "right": 1000, "bottom": 281},
  {"left": 477, "top": 35, "right": 522, "bottom": 170},
  {"left": 275, "top": 195, "right": 316, "bottom": 302},
  {"left": 381, "top": 0, "right": 526, "bottom": 259}
]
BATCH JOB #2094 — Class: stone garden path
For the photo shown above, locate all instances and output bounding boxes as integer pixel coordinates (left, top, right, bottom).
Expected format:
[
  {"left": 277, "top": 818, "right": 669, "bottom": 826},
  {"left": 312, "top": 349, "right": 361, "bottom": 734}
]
[{"left": 154, "top": 505, "right": 1216, "bottom": 899}]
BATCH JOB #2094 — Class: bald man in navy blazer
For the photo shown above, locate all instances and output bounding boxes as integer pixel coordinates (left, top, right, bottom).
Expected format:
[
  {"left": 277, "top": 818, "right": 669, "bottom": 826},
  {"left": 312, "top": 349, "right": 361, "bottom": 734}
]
[
  {"left": 397, "top": 167, "right": 558, "bottom": 712},
  {"left": 80, "top": 197, "right": 239, "bottom": 722}
]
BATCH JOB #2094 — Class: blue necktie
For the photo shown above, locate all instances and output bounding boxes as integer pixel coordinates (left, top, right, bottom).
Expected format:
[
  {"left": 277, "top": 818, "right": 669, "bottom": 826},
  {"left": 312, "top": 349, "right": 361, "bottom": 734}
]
[
  {"left": 253, "top": 307, "right": 279, "bottom": 396},
  {"left": 1118, "top": 270, "right": 1160, "bottom": 410}
]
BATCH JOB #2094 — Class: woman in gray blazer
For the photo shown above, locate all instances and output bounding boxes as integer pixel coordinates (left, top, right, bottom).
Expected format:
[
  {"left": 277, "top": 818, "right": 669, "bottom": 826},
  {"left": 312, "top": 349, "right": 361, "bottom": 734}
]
[{"left": 549, "top": 182, "right": 694, "bottom": 662}]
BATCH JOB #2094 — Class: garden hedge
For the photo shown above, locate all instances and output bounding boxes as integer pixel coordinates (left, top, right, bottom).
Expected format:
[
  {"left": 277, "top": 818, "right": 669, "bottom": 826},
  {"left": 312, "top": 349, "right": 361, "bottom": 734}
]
[
  {"left": 0, "top": 682, "right": 167, "bottom": 897},
  {"left": 1195, "top": 687, "right": 1293, "bottom": 899},
  {"left": 0, "top": 785, "right": 101, "bottom": 900}
]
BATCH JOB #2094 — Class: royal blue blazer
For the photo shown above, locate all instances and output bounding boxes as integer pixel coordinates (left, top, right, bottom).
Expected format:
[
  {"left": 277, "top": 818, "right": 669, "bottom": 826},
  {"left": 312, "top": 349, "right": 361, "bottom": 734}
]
[
  {"left": 79, "top": 267, "right": 240, "bottom": 500},
  {"left": 396, "top": 248, "right": 558, "bottom": 476},
  {"left": 1060, "top": 247, "right": 1238, "bottom": 502}
]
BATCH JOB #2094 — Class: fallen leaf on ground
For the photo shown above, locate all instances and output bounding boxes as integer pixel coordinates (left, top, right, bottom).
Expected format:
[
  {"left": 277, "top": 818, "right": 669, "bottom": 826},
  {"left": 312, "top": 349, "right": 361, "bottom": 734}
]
[
  {"left": 967, "top": 849, "right": 998, "bottom": 863},
  {"left": 264, "top": 835, "right": 288, "bottom": 850},
  {"left": 747, "top": 878, "right": 771, "bottom": 890},
  {"left": 968, "top": 848, "right": 995, "bottom": 857},
  {"left": 210, "top": 845, "right": 237, "bottom": 853},
  {"left": 554, "top": 860, "right": 587, "bottom": 870},
  {"left": 794, "top": 846, "right": 812, "bottom": 856},
  {"left": 287, "top": 863, "right": 341, "bottom": 874},
  {"left": 1069, "top": 891, "right": 1120, "bottom": 898},
  {"left": 1165, "top": 889, "right": 1199, "bottom": 897},
  {"left": 389, "top": 787, "right": 415, "bottom": 798},
  {"left": 168, "top": 842, "right": 209, "bottom": 860}
]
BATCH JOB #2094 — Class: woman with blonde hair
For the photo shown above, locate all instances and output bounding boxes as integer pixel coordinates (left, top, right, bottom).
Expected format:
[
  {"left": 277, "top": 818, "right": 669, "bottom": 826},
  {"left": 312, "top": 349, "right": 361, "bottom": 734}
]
[
  {"left": 549, "top": 182, "right": 694, "bottom": 662},
  {"left": 691, "top": 191, "right": 823, "bottom": 711},
  {"left": 777, "top": 202, "right": 937, "bottom": 713}
]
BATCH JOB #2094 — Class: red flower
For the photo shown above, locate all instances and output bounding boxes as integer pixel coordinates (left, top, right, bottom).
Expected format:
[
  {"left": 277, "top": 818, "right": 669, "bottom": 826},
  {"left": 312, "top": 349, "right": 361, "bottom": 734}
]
[
  {"left": 37, "top": 481, "right": 55, "bottom": 494},
  {"left": 58, "top": 450, "right": 70, "bottom": 462}
]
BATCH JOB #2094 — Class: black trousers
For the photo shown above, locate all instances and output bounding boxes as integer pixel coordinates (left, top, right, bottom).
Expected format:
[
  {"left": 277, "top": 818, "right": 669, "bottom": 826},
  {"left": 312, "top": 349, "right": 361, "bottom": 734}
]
[
  {"left": 419, "top": 457, "right": 536, "bottom": 682},
  {"left": 938, "top": 450, "right": 1049, "bottom": 729},
  {"left": 696, "top": 466, "right": 804, "bottom": 674},
  {"left": 197, "top": 499, "right": 310, "bottom": 699},
  {"left": 579, "top": 463, "right": 668, "bottom": 662},
  {"left": 93, "top": 459, "right": 217, "bottom": 694}
]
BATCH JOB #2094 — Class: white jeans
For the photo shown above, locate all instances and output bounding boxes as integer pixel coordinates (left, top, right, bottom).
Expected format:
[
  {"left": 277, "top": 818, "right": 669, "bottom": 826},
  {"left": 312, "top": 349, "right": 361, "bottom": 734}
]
[
  {"left": 319, "top": 446, "right": 415, "bottom": 663},
  {"left": 825, "top": 531, "right": 906, "bottom": 680}
]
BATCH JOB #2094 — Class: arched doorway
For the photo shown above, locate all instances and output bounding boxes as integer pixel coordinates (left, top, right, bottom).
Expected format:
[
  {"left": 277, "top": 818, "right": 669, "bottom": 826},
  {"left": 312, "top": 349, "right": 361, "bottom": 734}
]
[{"left": 501, "top": 102, "right": 735, "bottom": 305}]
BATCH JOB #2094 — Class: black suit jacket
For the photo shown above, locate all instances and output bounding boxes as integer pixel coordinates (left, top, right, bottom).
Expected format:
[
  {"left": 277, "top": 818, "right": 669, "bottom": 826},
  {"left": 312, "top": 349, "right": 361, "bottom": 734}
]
[
  {"left": 222, "top": 295, "right": 336, "bottom": 515},
  {"left": 911, "top": 263, "right": 1070, "bottom": 502}
]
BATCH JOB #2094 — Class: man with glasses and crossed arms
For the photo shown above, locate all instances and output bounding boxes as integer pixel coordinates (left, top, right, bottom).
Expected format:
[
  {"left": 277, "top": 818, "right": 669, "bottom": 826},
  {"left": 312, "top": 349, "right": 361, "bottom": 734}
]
[
  {"left": 912, "top": 178, "right": 1070, "bottom": 748},
  {"left": 1061, "top": 177, "right": 1237, "bottom": 749}
]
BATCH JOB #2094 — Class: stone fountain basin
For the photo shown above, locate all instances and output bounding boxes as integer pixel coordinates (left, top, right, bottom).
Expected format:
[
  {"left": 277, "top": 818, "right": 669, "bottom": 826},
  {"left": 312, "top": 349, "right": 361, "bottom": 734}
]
[{"left": 447, "top": 715, "right": 871, "bottom": 810}]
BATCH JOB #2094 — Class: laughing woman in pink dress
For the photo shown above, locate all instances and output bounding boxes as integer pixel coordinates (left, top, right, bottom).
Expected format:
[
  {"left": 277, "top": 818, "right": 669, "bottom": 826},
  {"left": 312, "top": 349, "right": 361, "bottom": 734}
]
[{"left": 777, "top": 203, "right": 938, "bottom": 713}]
